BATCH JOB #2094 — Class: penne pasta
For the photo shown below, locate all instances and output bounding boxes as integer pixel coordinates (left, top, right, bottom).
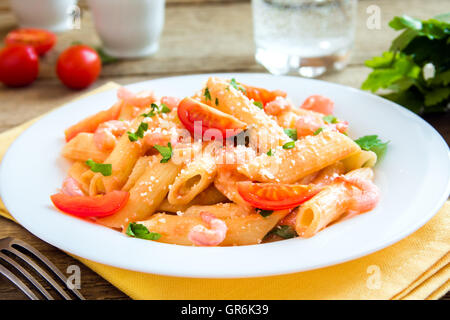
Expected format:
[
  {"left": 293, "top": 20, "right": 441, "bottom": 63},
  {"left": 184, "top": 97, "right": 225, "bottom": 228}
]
[
  {"left": 61, "top": 133, "right": 110, "bottom": 163},
  {"left": 342, "top": 150, "right": 377, "bottom": 171},
  {"left": 237, "top": 131, "right": 360, "bottom": 183}
]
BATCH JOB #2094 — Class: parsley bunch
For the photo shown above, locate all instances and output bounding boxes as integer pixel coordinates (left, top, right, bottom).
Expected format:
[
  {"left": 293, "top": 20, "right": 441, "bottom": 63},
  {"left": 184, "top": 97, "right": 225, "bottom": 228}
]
[{"left": 362, "top": 14, "right": 450, "bottom": 114}]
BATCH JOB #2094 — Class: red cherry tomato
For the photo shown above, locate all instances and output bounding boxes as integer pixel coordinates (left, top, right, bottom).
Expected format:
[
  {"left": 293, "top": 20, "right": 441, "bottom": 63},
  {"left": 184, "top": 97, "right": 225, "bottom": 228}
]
[
  {"left": 177, "top": 97, "right": 246, "bottom": 139},
  {"left": 0, "top": 45, "right": 39, "bottom": 87},
  {"left": 5, "top": 28, "right": 56, "bottom": 56},
  {"left": 300, "top": 95, "right": 334, "bottom": 115},
  {"left": 237, "top": 181, "right": 321, "bottom": 210},
  {"left": 50, "top": 191, "right": 130, "bottom": 218},
  {"left": 56, "top": 45, "right": 101, "bottom": 90},
  {"left": 242, "top": 84, "right": 287, "bottom": 105}
]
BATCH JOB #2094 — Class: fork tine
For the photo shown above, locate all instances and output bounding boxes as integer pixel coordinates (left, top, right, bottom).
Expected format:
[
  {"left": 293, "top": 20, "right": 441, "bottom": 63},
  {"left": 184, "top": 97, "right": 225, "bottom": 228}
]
[
  {"left": 0, "top": 252, "right": 54, "bottom": 300},
  {"left": 0, "top": 264, "right": 39, "bottom": 300},
  {"left": 9, "top": 238, "right": 84, "bottom": 300}
]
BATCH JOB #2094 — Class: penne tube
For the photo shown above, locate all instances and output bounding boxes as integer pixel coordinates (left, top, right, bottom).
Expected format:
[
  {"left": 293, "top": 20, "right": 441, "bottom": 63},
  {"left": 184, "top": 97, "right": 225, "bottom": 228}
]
[
  {"left": 167, "top": 153, "right": 217, "bottom": 205},
  {"left": 214, "top": 166, "right": 253, "bottom": 213},
  {"left": 97, "top": 155, "right": 181, "bottom": 230},
  {"left": 295, "top": 168, "right": 374, "bottom": 238},
  {"left": 61, "top": 133, "right": 110, "bottom": 163},
  {"left": 206, "top": 77, "right": 290, "bottom": 153},
  {"left": 342, "top": 150, "right": 377, "bottom": 171},
  {"left": 138, "top": 209, "right": 289, "bottom": 246},
  {"left": 122, "top": 156, "right": 153, "bottom": 191},
  {"left": 237, "top": 131, "right": 361, "bottom": 183},
  {"left": 158, "top": 186, "right": 228, "bottom": 213},
  {"left": 183, "top": 203, "right": 247, "bottom": 218},
  {"left": 67, "top": 161, "right": 90, "bottom": 194},
  {"left": 311, "top": 161, "right": 346, "bottom": 186}
]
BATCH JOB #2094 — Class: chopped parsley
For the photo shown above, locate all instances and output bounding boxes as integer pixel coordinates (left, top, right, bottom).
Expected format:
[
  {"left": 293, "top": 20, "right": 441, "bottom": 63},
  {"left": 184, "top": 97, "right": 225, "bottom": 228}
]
[
  {"left": 141, "top": 103, "right": 170, "bottom": 117},
  {"left": 204, "top": 87, "right": 211, "bottom": 101},
  {"left": 271, "top": 225, "right": 297, "bottom": 239},
  {"left": 85, "top": 159, "right": 112, "bottom": 176},
  {"left": 215, "top": 97, "right": 219, "bottom": 106},
  {"left": 284, "top": 128, "right": 298, "bottom": 141},
  {"left": 126, "top": 223, "right": 161, "bottom": 240},
  {"left": 256, "top": 208, "right": 273, "bottom": 218},
  {"left": 267, "top": 149, "right": 274, "bottom": 156},
  {"left": 127, "top": 122, "right": 148, "bottom": 142},
  {"left": 354, "top": 135, "right": 389, "bottom": 158},
  {"left": 230, "top": 78, "right": 246, "bottom": 93},
  {"left": 323, "top": 115, "right": 338, "bottom": 124},
  {"left": 313, "top": 127, "right": 324, "bottom": 135},
  {"left": 253, "top": 101, "right": 264, "bottom": 109},
  {"left": 282, "top": 141, "right": 296, "bottom": 149},
  {"left": 153, "top": 142, "right": 173, "bottom": 163}
]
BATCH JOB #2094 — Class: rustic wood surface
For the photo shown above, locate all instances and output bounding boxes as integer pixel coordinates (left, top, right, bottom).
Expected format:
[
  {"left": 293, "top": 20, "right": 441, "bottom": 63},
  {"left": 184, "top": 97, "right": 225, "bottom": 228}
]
[{"left": 0, "top": 0, "right": 448, "bottom": 300}]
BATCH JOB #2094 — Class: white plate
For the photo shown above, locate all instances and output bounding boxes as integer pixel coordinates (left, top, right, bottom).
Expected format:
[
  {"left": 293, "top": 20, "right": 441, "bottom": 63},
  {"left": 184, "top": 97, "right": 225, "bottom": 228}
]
[{"left": 1, "top": 73, "right": 449, "bottom": 278}]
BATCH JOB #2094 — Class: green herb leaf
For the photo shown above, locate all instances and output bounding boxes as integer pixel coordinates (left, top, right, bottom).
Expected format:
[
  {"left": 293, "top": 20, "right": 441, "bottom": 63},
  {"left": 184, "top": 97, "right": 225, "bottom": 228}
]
[
  {"left": 126, "top": 223, "right": 161, "bottom": 240},
  {"left": 127, "top": 122, "right": 148, "bottom": 142},
  {"left": 323, "top": 115, "right": 338, "bottom": 124},
  {"left": 230, "top": 78, "right": 246, "bottom": 93},
  {"left": 267, "top": 149, "right": 274, "bottom": 156},
  {"left": 160, "top": 103, "right": 171, "bottom": 113},
  {"left": 153, "top": 142, "right": 173, "bottom": 163},
  {"left": 253, "top": 101, "right": 264, "bottom": 109},
  {"left": 283, "top": 128, "right": 298, "bottom": 141},
  {"left": 256, "top": 208, "right": 273, "bottom": 218},
  {"left": 215, "top": 97, "right": 219, "bottom": 106},
  {"left": 354, "top": 135, "right": 389, "bottom": 158},
  {"left": 204, "top": 87, "right": 211, "bottom": 101},
  {"left": 272, "top": 225, "right": 297, "bottom": 239},
  {"left": 282, "top": 141, "right": 296, "bottom": 149},
  {"left": 96, "top": 47, "right": 119, "bottom": 65},
  {"left": 313, "top": 127, "right": 324, "bottom": 135},
  {"left": 85, "top": 159, "right": 112, "bottom": 176}
]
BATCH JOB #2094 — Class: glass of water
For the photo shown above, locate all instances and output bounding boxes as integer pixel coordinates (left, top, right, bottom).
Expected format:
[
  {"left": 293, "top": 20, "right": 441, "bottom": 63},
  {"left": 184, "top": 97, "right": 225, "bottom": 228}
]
[{"left": 252, "top": 0, "right": 357, "bottom": 77}]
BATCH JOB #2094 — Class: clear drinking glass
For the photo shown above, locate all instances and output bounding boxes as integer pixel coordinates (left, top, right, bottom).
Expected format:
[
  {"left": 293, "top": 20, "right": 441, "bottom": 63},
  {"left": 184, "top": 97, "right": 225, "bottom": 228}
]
[{"left": 252, "top": 0, "right": 357, "bottom": 77}]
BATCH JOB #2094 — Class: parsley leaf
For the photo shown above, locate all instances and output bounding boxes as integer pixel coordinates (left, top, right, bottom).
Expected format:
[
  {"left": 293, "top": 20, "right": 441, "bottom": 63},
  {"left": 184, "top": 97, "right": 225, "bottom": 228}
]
[
  {"left": 230, "top": 78, "right": 246, "bottom": 93},
  {"left": 354, "top": 135, "right": 389, "bottom": 158},
  {"left": 160, "top": 103, "right": 171, "bottom": 113},
  {"left": 256, "top": 208, "right": 273, "bottom": 218},
  {"left": 204, "top": 87, "right": 211, "bottom": 101},
  {"left": 153, "top": 142, "right": 173, "bottom": 163},
  {"left": 126, "top": 223, "right": 161, "bottom": 240},
  {"left": 271, "top": 225, "right": 297, "bottom": 239},
  {"left": 267, "top": 149, "right": 274, "bottom": 156},
  {"left": 127, "top": 122, "right": 148, "bottom": 142},
  {"left": 323, "top": 115, "right": 338, "bottom": 124},
  {"left": 313, "top": 127, "right": 323, "bottom": 135},
  {"left": 215, "top": 97, "right": 219, "bottom": 106},
  {"left": 282, "top": 141, "right": 296, "bottom": 149},
  {"left": 284, "top": 128, "right": 298, "bottom": 141},
  {"left": 253, "top": 101, "right": 264, "bottom": 109},
  {"left": 142, "top": 103, "right": 170, "bottom": 117},
  {"left": 85, "top": 159, "right": 112, "bottom": 176}
]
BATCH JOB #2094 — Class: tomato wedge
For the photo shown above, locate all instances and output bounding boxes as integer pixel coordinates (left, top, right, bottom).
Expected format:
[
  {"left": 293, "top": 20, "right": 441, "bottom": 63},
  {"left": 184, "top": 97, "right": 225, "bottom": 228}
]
[
  {"left": 65, "top": 102, "right": 122, "bottom": 142},
  {"left": 177, "top": 97, "right": 246, "bottom": 139},
  {"left": 5, "top": 28, "right": 56, "bottom": 56},
  {"left": 242, "top": 84, "right": 286, "bottom": 105},
  {"left": 51, "top": 191, "right": 129, "bottom": 218},
  {"left": 237, "top": 182, "right": 321, "bottom": 210}
]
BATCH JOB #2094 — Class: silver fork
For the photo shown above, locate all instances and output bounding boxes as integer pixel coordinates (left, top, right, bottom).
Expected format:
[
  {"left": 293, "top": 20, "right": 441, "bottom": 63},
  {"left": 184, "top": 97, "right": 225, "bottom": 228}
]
[{"left": 0, "top": 237, "right": 85, "bottom": 300}]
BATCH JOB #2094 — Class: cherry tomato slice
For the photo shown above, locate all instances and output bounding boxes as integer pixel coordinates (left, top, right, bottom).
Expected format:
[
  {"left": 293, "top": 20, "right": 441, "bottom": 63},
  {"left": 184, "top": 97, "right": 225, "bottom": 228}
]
[
  {"left": 242, "top": 84, "right": 287, "bottom": 105},
  {"left": 177, "top": 97, "right": 246, "bottom": 139},
  {"left": 64, "top": 102, "right": 122, "bottom": 142},
  {"left": 237, "top": 181, "right": 321, "bottom": 210},
  {"left": 50, "top": 191, "right": 130, "bottom": 218},
  {"left": 5, "top": 28, "right": 56, "bottom": 56},
  {"left": 300, "top": 95, "right": 334, "bottom": 115}
]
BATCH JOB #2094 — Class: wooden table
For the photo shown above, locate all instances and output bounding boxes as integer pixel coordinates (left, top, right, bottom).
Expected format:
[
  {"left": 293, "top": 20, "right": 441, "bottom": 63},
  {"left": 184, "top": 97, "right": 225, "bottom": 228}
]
[{"left": 0, "top": 0, "right": 448, "bottom": 300}]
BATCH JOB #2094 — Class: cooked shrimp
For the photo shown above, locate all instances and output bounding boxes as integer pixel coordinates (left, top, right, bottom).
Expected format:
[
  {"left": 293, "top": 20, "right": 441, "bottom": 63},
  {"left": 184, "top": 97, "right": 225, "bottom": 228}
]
[
  {"left": 295, "top": 115, "right": 323, "bottom": 137},
  {"left": 93, "top": 120, "right": 130, "bottom": 151},
  {"left": 300, "top": 95, "right": 334, "bottom": 115},
  {"left": 264, "top": 97, "right": 292, "bottom": 116},
  {"left": 117, "top": 87, "right": 156, "bottom": 108},
  {"left": 336, "top": 176, "right": 380, "bottom": 215},
  {"left": 161, "top": 96, "right": 181, "bottom": 110},
  {"left": 188, "top": 212, "right": 227, "bottom": 246},
  {"left": 61, "top": 177, "right": 84, "bottom": 196}
]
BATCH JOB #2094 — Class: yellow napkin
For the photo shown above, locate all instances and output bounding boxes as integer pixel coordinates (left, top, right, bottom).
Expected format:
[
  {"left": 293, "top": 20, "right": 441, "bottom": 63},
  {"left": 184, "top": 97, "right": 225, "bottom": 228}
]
[{"left": 0, "top": 83, "right": 448, "bottom": 300}]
